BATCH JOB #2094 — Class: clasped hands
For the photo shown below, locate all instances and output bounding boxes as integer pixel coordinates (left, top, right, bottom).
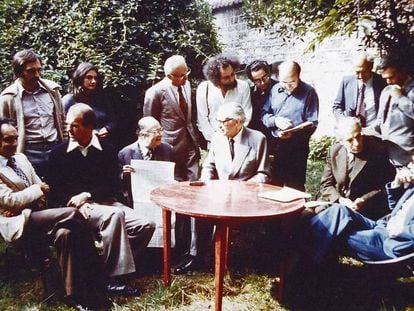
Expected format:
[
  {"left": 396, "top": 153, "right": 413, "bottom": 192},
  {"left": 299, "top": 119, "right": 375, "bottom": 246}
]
[{"left": 67, "top": 192, "right": 92, "bottom": 219}]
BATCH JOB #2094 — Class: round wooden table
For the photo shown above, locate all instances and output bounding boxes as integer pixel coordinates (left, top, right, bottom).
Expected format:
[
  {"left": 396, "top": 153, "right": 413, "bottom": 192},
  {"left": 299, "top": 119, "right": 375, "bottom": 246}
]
[{"left": 151, "top": 180, "right": 305, "bottom": 311}]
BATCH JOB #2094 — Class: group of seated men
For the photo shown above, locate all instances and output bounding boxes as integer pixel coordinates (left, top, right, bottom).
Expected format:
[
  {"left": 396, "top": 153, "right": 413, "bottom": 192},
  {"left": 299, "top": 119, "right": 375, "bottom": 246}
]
[{"left": 0, "top": 47, "right": 412, "bottom": 309}]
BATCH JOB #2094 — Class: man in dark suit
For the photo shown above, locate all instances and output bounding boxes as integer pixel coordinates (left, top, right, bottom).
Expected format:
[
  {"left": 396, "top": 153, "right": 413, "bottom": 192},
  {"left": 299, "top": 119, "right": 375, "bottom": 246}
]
[
  {"left": 316, "top": 117, "right": 395, "bottom": 219},
  {"left": 332, "top": 51, "right": 386, "bottom": 127},
  {"left": 118, "top": 116, "right": 172, "bottom": 205},
  {"left": 245, "top": 60, "right": 278, "bottom": 134},
  {"left": 47, "top": 103, "right": 155, "bottom": 296},
  {"left": 0, "top": 119, "right": 105, "bottom": 310}
]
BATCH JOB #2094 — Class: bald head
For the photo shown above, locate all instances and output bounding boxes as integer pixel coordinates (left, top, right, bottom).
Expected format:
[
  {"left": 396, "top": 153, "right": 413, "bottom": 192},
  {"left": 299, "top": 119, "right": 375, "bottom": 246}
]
[
  {"left": 279, "top": 61, "right": 301, "bottom": 94},
  {"left": 66, "top": 103, "right": 96, "bottom": 146}
]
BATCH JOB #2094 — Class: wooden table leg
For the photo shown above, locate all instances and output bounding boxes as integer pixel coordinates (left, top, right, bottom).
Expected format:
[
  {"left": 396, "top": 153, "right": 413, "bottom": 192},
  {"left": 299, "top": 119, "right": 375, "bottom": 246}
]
[
  {"left": 162, "top": 209, "right": 172, "bottom": 286},
  {"left": 224, "top": 225, "right": 230, "bottom": 272},
  {"left": 214, "top": 222, "right": 227, "bottom": 311}
]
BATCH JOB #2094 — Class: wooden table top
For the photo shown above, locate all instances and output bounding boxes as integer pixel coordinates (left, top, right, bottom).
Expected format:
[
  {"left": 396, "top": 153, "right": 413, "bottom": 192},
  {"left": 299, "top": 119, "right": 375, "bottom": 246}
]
[{"left": 151, "top": 180, "right": 305, "bottom": 220}]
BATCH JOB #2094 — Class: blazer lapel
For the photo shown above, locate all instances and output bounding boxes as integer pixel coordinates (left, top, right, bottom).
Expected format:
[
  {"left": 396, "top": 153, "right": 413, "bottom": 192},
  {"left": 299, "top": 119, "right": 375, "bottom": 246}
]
[
  {"left": 332, "top": 146, "right": 348, "bottom": 187},
  {"left": 164, "top": 85, "right": 186, "bottom": 121},
  {"left": 229, "top": 130, "right": 250, "bottom": 180},
  {"left": 348, "top": 155, "right": 367, "bottom": 185},
  {"left": 0, "top": 166, "right": 26, "bottom": 191}
]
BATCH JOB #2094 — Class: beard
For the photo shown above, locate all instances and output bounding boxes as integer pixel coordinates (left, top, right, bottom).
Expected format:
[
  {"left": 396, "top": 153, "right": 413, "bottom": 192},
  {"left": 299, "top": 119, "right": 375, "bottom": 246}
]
[{"left": 221, "top": 79, "right": 237, "bottom": 91}]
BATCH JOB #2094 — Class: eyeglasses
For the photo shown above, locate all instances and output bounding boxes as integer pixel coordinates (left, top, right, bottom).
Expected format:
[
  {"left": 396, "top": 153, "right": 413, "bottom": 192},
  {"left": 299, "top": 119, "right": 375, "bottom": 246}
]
[
  {"left": 2, "top": 136, "right": 18, "bottom": 143},
  {"left": 252, "top": 74, "right": 270, "bottom": 85},
  {"left": 170, "top": 69, "right": 191, "bottom": 80},
  {"left": 217, "top": 118, "right": 234, "bottom": 125}
]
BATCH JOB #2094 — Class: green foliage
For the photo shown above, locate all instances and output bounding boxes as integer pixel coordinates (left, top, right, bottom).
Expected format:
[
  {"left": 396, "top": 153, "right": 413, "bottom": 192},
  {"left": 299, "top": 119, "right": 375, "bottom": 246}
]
[
  {"left": 0, "top": 0, "right": 221, "bottom": 107},
  {"left": 243, "top": 0, "right": 413, "bottom": 71},
  {"left": 308, "top": 135, "right": 336, "bottom": 161}
]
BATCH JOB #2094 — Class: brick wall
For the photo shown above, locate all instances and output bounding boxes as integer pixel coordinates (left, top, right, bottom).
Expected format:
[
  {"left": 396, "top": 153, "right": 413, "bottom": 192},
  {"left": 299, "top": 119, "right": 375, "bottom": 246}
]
[{"left": 210, "top": 4, "right": 363, "bottom": 137}]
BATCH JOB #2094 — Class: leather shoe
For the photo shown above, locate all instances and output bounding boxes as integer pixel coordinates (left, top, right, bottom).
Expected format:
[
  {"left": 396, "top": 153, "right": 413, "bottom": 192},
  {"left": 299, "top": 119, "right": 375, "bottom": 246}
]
[
  {"left": 106, "top": 282, "right": 141, "bottom": 296},
  {"left": 174, "top": 255, "right": 200, "bottom": 275},
  {"left": 63, "top": 296, "right": 88, "bottom": 311}
]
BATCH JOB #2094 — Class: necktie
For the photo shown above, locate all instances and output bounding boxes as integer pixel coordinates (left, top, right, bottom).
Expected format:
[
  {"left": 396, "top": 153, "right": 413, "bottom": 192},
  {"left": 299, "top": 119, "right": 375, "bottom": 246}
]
[
  {"left": 229, "top": 139, "right": 235, "bottom": 160},
  {"left": 356, "top": 84, "right": 366, "bottom": 125},
  {"left": 177, "top": 86, "right": 188, "bottom": 119},
  {"left": 144, "top": 149, "right": 153, "bottom": 161},
  {"left": 7, "top": 157, "right": 30, "bottom": 187}
]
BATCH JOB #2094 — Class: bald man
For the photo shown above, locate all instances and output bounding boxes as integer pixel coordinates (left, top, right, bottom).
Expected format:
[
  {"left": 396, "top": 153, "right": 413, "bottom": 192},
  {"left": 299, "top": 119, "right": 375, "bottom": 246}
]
[
  {"left": 261, "top": 61, "right": 319, "bottom": 191},
  {"left": 333, "top": 51, "right": 386, "bottom": 127}
]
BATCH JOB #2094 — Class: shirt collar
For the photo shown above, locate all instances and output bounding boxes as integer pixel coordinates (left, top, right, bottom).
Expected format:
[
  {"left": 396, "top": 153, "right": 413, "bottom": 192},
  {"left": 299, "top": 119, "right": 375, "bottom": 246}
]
[
  {"left": 231, "top": 126, "right": 244, "bottom": 144},
  {"left": 138, "top": 139, "right": 151, "bottom": 157},
  {"left": 67, "top": 134, "right": 102, "bottom": 156},
  {"left": 0, "top": 155, "right": 9, "bottom": 167},
  {"left": 17, "top": 78, "right": 45, "bottom": 96}
]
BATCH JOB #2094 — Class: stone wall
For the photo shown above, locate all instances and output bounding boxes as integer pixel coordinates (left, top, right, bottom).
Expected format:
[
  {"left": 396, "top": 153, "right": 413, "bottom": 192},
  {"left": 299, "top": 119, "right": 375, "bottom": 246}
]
[{"left": 210, "top": 4, "right": 364, "bottom": 137}]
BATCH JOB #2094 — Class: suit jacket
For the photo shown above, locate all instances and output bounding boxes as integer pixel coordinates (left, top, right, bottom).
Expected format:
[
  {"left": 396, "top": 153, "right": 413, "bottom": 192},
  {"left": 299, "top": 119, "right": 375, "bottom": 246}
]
[
  {"left": 318, "top": 136, "right": 395, "bottom": 218},
  {"left": 143, "top": 78, "right": 199, "bottom": 157},
  {"left": 332, "top": 73, "right": 386, "bottom": 121},
  {"left": 118, "top": 141, "right": 172, "bottom": 164},
  {"left": 201, "top": 127, "right": 271, "bottom": 183},
  {"left": 0, "top": 79, "right": 66, "bottom": 153},
  {"left": 374, "top": 78, "right": 414, "bottom": 166},
  {"left": 0, "top": 153, "right": 44, "bottom": 242},
  {"left": 377, "top": 185, "right": 414, "bottom": 258}
]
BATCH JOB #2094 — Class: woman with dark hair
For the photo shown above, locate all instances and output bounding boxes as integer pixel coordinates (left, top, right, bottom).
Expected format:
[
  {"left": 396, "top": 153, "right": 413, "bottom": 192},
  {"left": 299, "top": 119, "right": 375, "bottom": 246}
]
[{"left": 62, "top": 62, "right": 119, "bottom": 143}]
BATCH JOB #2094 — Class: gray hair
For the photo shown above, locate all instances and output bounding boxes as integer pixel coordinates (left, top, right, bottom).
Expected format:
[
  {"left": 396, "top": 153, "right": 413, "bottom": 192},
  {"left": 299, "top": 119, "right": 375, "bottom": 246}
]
[
  {"left": 217, "top": 102, "right": 246, "bottom": 124},
  {"left": 164, "top": 55, "right": 187, "bottom": 75},
  {"left": 137, "top": 116, "right": 161, "bottom": 136},
  {"left": 335, "top": 117, "right": 361, "bottom": 139}
]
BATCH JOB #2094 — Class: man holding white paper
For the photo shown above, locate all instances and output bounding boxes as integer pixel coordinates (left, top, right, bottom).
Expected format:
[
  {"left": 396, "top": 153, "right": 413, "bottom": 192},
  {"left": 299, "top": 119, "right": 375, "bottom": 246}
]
[
  {"left": 261, "top": 61, "right": 319, "bottom": 191},
  {"left": 118, "top": 116, "right": 172, "bottom": 205}
]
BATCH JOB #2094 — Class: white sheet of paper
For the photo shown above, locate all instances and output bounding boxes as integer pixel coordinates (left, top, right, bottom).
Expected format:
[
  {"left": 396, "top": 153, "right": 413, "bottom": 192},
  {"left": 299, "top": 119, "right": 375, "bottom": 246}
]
[
  {"left": 130, "top": 159, "right": 176, "bottom": 248},
  {"left": 258, "top": 186, "right": 311, "bottom": 202},
  {"left": 131, "top": 160, "right": 175, "bottom": 202}
]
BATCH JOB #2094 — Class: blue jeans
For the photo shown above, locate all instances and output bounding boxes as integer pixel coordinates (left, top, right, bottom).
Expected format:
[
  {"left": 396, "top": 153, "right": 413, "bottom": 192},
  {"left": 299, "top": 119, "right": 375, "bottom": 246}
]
[{"left": 309, "top": 204, "right": 390, "bottom": 263}]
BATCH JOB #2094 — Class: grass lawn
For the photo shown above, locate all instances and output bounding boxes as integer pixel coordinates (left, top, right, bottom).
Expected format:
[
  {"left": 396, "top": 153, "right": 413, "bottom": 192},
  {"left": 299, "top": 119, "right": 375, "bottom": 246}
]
[{"left": 1, "top": 160, "right": 413, "bottom": 310}]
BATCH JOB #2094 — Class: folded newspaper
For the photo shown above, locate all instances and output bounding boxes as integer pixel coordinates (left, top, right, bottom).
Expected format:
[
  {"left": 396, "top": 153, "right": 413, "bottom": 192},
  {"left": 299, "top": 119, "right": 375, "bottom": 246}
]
[{"left": 258, "top": 186, "right": 311, "bottom": 202}]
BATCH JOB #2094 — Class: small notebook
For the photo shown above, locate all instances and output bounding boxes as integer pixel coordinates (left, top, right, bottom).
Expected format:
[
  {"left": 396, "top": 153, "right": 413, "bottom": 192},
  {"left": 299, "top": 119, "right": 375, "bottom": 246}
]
[{"left": 258, "top": 186, "right": 311, "bottom": 202}]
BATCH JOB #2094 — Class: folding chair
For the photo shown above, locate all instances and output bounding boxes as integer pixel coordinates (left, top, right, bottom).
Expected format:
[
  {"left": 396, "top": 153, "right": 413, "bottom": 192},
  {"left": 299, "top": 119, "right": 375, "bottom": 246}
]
[{"left": 361, "top": 252, "right": 414, "bottom": 277}]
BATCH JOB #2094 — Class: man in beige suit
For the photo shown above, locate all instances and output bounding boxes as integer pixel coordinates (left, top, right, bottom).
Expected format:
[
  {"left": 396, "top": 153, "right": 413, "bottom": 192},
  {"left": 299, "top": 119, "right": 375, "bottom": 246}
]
[
  {"left": 174, "top": 103, "right": 271, "bottom": 274},
  {"left": 0, "top": 118, "right": 102, "bottom": 310}
]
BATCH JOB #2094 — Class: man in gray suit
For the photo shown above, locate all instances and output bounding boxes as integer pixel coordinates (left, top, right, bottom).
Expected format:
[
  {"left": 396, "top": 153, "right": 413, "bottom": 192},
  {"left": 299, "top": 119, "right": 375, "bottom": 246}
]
[
  {"left": 201, "top": 102, "right": 271, "bottom": 182},
  {"left": 143, "top": 55, "right": 199, "bottom": 182},
  {"left": 173, "top": 103, "right": 270, "bottom": 274},
  {"left": 0, "top": 119, "right": 104, "bottom": 309},
  {"left": 374, "top": 55, "right": 414, "bottom": 167},
  {"left": 144, "top": 55, "right": 200, "bottom": 264},
  {"left": 333, "top": 51, "right": 386, "bottom": 127},
  {"left": 118, "top": 116, "right": 172, "bottom": 205}
]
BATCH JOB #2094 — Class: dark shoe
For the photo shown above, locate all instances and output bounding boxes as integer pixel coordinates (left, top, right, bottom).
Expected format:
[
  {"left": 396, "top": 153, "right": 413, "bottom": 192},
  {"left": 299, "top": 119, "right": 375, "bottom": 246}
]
[
  {"left": 174, "top": 255, "right": 200, "bottom": 275},
  {"left": 63, "top": 296, "right": 89, "bottom": 311},
  {"left": 106, "top": 282, "right": 141, "bottom": 296}
]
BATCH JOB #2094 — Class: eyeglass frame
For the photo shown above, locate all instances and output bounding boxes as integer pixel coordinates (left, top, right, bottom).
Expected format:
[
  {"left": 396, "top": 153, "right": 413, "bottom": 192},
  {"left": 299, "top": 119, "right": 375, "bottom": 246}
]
[{"left": 252, "top": 74, "right": 270, "bottom": 85}]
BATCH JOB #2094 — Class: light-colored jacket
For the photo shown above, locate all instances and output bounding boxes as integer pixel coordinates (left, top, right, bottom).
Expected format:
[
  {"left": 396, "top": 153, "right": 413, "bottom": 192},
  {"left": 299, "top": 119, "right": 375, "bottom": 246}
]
[
  {"left": 201, "top": 127, "right": 270, "bottom": 183},
  {"left": 0, "top": 78, "right": 66, "bottom": 153},
  {"left": 0, "top": 153, "right": 44, "bottom": 242}
]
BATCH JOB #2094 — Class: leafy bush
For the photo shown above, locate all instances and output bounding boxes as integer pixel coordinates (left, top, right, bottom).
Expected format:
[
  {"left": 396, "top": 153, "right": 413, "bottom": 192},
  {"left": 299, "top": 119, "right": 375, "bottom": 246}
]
[
  {"left": 0, "top": 0, "right": 221, "bottom": 146},
  {"left": 308, "top": 135, "right": 336, "bottom": 161}
]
